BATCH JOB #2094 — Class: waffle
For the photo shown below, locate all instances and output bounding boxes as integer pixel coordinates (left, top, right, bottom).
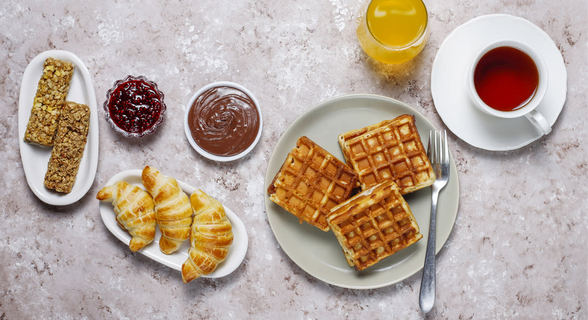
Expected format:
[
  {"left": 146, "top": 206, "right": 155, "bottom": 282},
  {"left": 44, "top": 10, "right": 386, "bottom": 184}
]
[
  {"left": 327, "top": 180, "right": 422, "bottom": 271},
  {"left": 338, "top": 114, "right": 435, "bottom": 194},
  {"left": 267, "top": 136, "right": 359, "bottom": 231}
]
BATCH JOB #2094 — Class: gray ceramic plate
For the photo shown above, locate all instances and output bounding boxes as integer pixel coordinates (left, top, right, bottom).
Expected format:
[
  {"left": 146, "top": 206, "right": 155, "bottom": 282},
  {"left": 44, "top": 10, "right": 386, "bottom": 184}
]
[{"left": 264, "top": 94, "right": 459, "bottom": 289}]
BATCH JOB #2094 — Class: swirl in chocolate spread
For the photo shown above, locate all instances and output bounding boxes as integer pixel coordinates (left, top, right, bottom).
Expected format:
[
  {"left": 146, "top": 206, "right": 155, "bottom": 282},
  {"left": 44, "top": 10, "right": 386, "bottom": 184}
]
[{"left": 188, "top": 86, "right": 260, "bottom": 157}]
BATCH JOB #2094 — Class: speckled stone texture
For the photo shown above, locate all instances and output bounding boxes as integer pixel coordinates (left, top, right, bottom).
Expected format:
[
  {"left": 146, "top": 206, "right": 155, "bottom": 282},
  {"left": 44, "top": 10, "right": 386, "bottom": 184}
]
[{"left": 1, "top": 0, "right": 586, "bottom": 319}]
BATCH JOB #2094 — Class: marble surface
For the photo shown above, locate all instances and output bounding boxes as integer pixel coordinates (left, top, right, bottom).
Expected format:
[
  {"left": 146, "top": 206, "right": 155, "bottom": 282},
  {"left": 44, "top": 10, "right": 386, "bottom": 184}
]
[{"left": 1, "top": 0, "right": 586, "bottom": 318}]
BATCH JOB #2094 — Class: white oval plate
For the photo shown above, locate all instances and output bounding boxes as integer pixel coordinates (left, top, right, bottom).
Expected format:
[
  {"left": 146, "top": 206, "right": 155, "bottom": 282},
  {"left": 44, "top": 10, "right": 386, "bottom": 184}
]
[
  {"left": 264, "top": 94, "right": 459, "bottom": 289},
  {"left": 431, "top": 14, "right": 566, "bottom": 151},
  {"left": 18, "top": 50, "right": 99, "bottom": 205},
  {"left": 98, "top": 169, "right": 249, "bottom": 278}
]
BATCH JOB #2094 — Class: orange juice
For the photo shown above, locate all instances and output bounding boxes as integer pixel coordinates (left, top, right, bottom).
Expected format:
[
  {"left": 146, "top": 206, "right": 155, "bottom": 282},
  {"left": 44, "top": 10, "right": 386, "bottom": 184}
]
[{"left": 357, "top": 0, "right": 429, "bottom": 64}]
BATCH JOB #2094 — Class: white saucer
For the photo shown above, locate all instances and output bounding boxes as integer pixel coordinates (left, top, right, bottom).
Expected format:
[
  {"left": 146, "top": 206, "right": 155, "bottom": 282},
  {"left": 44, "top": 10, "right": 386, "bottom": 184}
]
[{"left": 431, "top": 14, "right": 567, "bottom": 151}]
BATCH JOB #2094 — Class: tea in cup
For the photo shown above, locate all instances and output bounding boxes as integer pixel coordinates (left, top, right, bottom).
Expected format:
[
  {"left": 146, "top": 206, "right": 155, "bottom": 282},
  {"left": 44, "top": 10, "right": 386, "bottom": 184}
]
[
  {"left": 356, "top": 0, "right": 429, "bottom": 64},
  {"left": 467, "top": 40, "right": 551, "bottom": 135}
]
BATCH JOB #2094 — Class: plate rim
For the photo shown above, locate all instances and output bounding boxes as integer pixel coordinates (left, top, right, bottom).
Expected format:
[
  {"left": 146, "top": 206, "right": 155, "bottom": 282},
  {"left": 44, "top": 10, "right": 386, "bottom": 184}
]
[
  {"left": 264, "top": 93, "right": 460, "bottom": 289},
  {"left": 98, "top": 169, "right": 249, "bottom": 278},
  {"left": 18, "top": 49, "right": 99, "bottom": 206},
  {"left": 431, "top": 14, "right": 567, "bottom": 151}
]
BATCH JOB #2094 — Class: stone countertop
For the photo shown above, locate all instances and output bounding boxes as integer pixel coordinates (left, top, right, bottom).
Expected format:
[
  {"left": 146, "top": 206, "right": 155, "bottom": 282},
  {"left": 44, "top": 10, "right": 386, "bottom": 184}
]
[{"left": 1, "top": 0, "right": 586, "bottom": 319}]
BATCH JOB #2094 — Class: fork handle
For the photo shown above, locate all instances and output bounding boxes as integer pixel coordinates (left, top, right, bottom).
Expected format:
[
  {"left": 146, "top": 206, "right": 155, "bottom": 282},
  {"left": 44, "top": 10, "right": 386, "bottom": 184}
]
[{"left": 419, "top": 187, "right": 440, "bottom": 313}]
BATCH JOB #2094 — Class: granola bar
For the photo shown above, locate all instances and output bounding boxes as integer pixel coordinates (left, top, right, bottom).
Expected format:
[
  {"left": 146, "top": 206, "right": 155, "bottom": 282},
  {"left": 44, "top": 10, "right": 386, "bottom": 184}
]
[
  {"left": 24, "top": 57, "right": 75, "bottom": 146},
  {"left": 44, "top": 101, "right": 90, "bottom": 194}
]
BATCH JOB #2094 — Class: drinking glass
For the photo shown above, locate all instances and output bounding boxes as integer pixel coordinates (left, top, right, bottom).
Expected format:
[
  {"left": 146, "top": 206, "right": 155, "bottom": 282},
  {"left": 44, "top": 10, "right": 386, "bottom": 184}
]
[{"left": 356, "top": 0, "right": 429, "bottom": 64}]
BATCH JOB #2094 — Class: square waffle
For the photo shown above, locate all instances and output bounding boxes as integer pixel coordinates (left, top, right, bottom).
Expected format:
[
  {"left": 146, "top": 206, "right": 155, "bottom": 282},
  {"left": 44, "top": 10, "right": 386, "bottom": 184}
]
[
  {"left": 267, "top": 136, "right": 359, "bottom": 231},
  {"left": 338, "top": 114, "right": 435, "bottom": 194},
  {"left": 327, "top": 180, "right": 423, "bottom": 271}
]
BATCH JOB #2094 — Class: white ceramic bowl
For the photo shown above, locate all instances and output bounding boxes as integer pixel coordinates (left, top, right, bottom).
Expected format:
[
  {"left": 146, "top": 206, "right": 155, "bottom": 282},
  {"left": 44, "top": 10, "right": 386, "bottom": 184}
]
[
  {"left": 467, "top": 39, "right": 549, "bottom": 119},
  {"left": 184, "top": 81, "right": 263, "bottom": 162}
]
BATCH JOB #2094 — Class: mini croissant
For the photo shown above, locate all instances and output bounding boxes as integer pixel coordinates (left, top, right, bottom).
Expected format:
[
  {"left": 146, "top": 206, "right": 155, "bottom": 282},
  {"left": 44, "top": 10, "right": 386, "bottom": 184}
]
[
  {"left": 141, "top": 166, "right": 193, "bottom": 255},
  {"left": 97, "top": 181, "right": 156, "bottom": 252},
  {"left": 182, "top": 190, "right": 234, "bottom": 283}
]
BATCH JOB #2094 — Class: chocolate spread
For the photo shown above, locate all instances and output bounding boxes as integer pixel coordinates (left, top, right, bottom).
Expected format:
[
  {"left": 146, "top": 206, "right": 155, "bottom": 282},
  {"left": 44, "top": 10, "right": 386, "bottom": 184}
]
[{"left": 188, "top": 86, "right": 260, "bottom": 157}]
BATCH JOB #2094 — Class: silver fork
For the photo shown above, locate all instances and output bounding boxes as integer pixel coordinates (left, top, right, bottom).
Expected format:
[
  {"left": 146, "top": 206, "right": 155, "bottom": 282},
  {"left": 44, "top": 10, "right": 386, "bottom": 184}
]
[{"left": 419, "top": 130, "right": 450, "bottom": 313}]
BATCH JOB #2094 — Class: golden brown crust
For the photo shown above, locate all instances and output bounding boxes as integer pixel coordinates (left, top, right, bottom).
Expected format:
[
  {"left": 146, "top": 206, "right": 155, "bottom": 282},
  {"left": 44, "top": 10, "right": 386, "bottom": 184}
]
[
  {"left": 182, "top": 190, "right": 233, "bottom": 283},
  {"left": 327, "top": 180, "right": 422, "bottom": 271},
  {"left": 338, "top": 114, "right": 435, "bottom": 194},
  {"left": 141, "top": 166, "right": 192, "bottom": 254},
  {"left": 24, "top": 57, "right": 75, "bottom": 146},
  {"left": 267, "top": 136, "right": 358, "bottom": 231},
  {"left": 338, "top": 119, "right": 394, "bottom": 165},
  {"left": 43, "top": 101, "right": 90, "bottom": 193},
  {"left": 96, "top": 181, "right": 156, "bottom": 252}
]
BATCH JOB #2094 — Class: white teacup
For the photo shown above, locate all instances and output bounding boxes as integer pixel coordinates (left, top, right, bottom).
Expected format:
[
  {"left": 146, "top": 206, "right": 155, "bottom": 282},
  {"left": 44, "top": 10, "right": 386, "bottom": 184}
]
[{"left": 467, "top": 40, "right": 551, "bottom": 135}]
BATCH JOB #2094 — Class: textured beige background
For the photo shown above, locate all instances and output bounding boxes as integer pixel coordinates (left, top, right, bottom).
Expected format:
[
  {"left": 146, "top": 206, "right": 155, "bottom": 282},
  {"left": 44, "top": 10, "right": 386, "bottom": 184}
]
[{"left": 1, "top": 0, "right": 586, "bottom": 319}]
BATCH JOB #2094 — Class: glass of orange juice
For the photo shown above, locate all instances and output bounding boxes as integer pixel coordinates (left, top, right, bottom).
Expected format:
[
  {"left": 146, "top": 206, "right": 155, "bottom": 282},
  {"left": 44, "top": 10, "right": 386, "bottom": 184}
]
[{"left": 357, "top": 0, "right": 429, "bottom": 64}]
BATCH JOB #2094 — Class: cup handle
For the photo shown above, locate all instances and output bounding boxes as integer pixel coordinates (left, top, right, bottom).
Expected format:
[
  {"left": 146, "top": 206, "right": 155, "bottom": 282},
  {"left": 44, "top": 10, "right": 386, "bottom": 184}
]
[{"left": 525, "top": 109, "right": 552, "bottom": 135}]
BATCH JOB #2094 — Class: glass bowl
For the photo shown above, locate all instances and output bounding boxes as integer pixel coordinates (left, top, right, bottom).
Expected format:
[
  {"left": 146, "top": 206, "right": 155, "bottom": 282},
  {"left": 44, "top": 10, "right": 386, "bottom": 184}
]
[{"left": 103, "top": 75, "right": 166, "bottom": 138}]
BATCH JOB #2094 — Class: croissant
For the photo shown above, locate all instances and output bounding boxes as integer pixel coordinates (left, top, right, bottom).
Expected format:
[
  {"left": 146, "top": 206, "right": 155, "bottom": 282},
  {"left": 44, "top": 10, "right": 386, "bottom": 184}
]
[
  {"left": 141, "top": 166, "right": 192, "bottom": 254},
  {"left": 182, "top": 190, "right": 234, "bottom": 283},
  {"left": 96, "top": 181, "right": 156, "bottom": 252}
]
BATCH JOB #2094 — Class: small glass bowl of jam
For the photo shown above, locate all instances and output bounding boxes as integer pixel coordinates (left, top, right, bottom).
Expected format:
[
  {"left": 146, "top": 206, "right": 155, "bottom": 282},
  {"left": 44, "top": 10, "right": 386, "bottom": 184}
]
[
  {"left": 103, "top": 75, "right": 166, "bottom": 138},
  {"left": 184, "top": 81, "right": 263, "bottom": 162}
]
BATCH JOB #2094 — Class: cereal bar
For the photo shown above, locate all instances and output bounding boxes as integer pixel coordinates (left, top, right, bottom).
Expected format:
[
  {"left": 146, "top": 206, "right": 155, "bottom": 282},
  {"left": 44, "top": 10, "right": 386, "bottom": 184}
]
[
  {"left": 44, "top": 101, "right": 90, "bottom": 194},
  {"left": 24, "top": 57, "right": 75, "bottom": 146}
]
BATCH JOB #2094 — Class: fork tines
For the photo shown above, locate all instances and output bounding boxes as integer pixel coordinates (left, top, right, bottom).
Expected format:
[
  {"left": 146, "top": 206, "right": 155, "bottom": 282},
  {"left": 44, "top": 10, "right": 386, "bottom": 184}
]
[{"left": 428, "top": 130, "right": 449, "bottom": 170}]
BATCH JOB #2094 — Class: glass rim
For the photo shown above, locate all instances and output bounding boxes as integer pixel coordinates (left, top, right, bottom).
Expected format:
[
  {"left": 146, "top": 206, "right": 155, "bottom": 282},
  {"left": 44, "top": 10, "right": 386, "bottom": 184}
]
[{"left": 365, "top": 0, "right": 429, "bottom": 50}]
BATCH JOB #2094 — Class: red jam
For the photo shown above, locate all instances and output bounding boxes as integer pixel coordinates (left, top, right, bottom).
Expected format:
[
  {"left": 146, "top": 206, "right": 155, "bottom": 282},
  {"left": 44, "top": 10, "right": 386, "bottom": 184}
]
[{"left": 106, "top": 76, "right": 165, "bottom": 136}]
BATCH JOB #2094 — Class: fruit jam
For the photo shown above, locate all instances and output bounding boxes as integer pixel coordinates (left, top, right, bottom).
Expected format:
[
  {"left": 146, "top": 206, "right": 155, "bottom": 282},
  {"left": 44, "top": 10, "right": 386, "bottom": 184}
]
[{"left": 107, "top": 76, "right": 165, "bottom": 136}]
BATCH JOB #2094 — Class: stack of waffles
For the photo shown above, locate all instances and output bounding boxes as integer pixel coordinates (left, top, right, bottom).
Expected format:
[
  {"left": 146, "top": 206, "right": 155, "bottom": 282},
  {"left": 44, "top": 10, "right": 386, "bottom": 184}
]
[{"left": 267, "top": 114, "right": 435, "bottom": 271}]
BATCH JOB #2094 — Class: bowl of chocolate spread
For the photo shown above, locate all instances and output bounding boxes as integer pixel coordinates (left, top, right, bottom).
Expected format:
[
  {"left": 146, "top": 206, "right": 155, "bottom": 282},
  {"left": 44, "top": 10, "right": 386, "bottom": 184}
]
[{"left": 184, "top": 81, "right": 263, "bottom": 161}]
